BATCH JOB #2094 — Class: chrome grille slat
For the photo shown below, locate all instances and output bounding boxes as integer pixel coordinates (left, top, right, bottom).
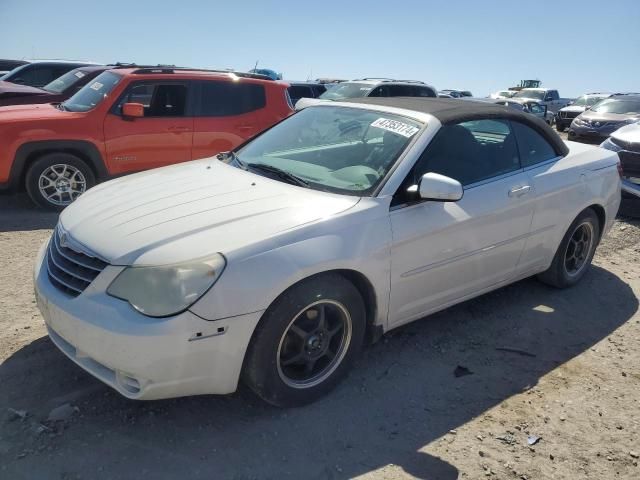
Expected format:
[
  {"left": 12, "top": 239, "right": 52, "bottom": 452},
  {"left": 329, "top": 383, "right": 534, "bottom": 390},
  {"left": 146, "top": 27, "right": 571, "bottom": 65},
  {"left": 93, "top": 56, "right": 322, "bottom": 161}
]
[
  {"left": 52, "top": 231, "right": 106, "bottom": 272},
  {"left": 46, "top": 253, "right": 84, "bottom": 294},
  {"left": 47, "top": 242, "right": 95, "bottom": 282},
  {"left": 46, "top": 226, "right": 109, "bottom": 297}
]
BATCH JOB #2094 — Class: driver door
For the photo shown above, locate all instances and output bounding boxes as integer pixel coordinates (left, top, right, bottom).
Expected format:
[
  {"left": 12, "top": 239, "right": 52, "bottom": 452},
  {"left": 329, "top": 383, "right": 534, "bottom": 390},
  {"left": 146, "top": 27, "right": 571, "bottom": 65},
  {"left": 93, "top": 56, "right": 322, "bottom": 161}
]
[
  {"left": 103, "top": 81, "right": 193, "bottom": 174},
  {"left": 388, "top": 118, "right": 536, "bottom": 327}
]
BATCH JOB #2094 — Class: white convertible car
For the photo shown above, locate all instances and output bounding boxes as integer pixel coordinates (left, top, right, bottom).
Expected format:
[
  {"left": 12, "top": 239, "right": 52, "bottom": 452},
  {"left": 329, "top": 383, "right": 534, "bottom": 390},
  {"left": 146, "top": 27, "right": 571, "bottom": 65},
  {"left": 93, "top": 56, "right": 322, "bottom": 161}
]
[{"left": 34, "top": 98, "right": 621, "bottom": 406}]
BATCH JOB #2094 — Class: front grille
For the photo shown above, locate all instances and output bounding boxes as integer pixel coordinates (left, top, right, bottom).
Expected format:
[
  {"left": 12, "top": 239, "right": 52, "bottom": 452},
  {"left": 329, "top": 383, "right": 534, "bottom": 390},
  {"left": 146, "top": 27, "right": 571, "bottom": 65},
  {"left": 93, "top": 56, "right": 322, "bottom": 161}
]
[
  {"left": 560, "top": 111, "right": 579, "bottom": 120},
  {"left": 46, "top": 227, "right": 108, "bottom": 297}
]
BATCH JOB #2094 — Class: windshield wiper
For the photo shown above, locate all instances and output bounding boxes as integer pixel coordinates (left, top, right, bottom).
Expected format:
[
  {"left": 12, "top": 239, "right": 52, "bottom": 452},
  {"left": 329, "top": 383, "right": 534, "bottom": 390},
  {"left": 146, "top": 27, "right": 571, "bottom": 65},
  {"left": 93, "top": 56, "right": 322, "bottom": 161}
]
[
  {"left": 55, "top": 103, "right": 67, "bottom": 111},
  {"left": 246, "top": 163, "right": 310, "bottom": 188}
]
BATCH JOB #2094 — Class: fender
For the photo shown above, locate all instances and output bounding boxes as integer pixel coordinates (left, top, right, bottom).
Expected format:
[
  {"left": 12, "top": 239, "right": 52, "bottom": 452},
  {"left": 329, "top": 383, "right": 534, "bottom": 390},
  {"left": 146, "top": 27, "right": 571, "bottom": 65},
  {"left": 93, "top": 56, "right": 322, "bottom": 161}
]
[{"left": 8, "top": 140, "right": 109, "bottom": 190}]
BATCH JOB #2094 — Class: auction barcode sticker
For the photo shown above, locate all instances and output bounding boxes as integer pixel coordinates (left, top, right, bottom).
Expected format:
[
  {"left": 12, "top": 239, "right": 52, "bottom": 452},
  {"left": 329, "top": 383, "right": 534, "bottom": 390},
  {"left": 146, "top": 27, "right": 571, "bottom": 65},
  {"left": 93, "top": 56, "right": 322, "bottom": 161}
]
[
  {"left": 89, "top": 81, "right": 103, "bottom": 91},
  {"left": 370, "top": 118, "right": 420, "bottom": 138}
]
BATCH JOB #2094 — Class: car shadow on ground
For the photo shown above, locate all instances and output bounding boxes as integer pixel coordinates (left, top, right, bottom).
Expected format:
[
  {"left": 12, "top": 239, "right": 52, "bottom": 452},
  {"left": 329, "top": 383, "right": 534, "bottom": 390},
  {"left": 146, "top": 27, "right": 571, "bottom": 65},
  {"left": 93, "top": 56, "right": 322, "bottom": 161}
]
[
  {"left": 1, "top": 265, "right": 637, "bottom": 480},
  {"left": 0, "top": 194, "right": 58, "bottom": 232}
]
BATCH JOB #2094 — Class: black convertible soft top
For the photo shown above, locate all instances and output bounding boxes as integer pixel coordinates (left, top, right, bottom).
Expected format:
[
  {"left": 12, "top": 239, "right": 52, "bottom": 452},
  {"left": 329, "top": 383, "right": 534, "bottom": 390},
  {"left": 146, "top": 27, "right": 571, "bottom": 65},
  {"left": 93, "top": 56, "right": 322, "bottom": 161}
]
[{"left": 344, "top": 97, "right": 569, "bottom": 157}]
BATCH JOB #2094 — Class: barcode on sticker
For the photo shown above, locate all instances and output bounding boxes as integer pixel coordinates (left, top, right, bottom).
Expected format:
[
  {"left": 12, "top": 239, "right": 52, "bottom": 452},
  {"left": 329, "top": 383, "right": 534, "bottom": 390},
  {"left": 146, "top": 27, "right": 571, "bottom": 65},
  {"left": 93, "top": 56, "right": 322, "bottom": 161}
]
[
  {"left": 89, "top": 81, "right": 103, "bottom": 91},
  {"left": 74, "top": 71, "right": 86, "bottom": 78},
  {"left": 371, "top": 118, "right": 419, "bottom": 138}
]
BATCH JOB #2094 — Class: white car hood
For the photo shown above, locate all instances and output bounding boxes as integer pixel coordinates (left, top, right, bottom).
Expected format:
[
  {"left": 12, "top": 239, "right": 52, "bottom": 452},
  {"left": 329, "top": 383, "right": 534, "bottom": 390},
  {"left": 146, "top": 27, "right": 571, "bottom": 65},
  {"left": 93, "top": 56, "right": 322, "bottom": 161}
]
[
  {"left": 60, "top": 159, "right": 360, "bottom": 266},
  {"left": 610, "top": 122, "right": 640, "bottom": 144}
]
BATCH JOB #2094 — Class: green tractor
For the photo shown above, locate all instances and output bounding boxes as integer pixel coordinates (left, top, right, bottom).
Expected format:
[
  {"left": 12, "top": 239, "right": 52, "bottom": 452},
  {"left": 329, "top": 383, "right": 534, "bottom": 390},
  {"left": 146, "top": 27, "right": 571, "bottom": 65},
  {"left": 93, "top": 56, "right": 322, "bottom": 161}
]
[{"left": 509, "top": 79, "right": 542, "bottom": 91}]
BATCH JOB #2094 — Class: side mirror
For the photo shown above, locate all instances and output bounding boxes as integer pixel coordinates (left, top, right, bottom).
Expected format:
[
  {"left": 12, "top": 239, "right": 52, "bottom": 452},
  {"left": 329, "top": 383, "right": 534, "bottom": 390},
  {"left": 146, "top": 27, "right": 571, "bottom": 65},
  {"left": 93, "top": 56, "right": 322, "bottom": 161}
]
[
  {"left": 585, "top": 105, "right": 592, "bottom": 110},
  {"left": 409, "top": 172, "right": 463, "bottom": 202},
  {"left": 122, "top": 102, "right": 144, "bottom": 118}
]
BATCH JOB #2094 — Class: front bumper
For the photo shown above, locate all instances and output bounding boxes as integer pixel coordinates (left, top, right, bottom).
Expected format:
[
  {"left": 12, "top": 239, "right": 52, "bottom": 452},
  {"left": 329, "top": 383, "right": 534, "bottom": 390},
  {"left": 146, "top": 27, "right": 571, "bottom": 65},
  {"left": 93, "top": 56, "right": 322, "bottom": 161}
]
[{"left": 34, "top": 242, "right": 263, "bottom": 400}]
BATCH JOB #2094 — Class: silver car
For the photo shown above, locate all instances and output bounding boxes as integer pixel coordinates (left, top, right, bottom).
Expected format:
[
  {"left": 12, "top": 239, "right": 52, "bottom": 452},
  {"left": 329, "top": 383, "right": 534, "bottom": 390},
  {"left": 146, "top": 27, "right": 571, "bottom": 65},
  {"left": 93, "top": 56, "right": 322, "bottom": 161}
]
[{"left": 569, "top": 94, "right": 640, "bottom": 143}]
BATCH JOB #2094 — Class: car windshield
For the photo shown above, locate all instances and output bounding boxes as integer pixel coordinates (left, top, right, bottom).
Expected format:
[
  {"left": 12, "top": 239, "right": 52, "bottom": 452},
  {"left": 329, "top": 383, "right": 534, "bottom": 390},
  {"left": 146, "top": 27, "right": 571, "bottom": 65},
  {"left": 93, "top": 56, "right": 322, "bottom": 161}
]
[
  {"left": 43, "top": 69, "right": 89, "bottom": 94},
  {"left": 590, "top": 98, "right": 640, "bottom": 115},
  {"left": 319, "top": 83, "right": 374, "bottom": 100},
  {"left": 235, "top": 106, "right": 423, "bottom": 195},
  {"left": 514, "top": 90, "right": 545, "bottom": 100},
  {"left": 571, "top": 95, "right": 605, "bottom": 107},
  {"left": 571, "top": 96, "right": 589, "bottom": 107},
  {"left": 62, "top": 71, "right": 121, "bottom": 112}
]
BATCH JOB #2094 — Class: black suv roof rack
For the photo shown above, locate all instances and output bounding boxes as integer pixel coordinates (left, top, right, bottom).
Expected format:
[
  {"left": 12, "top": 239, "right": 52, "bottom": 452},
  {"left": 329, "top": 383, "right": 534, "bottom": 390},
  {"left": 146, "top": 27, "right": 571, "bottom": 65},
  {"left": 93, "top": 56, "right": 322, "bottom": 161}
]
[
  {"left": 395, "top": 79, "right": 426, "bottom": 85},
  {"left": 130, "top": 66, "right": 273, "bottom": 80}
]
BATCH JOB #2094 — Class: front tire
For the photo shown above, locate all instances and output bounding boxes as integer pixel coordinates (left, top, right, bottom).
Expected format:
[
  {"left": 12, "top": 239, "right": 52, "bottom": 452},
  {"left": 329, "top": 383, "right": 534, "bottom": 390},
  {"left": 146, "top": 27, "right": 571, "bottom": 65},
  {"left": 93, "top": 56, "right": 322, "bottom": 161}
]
[
  {"left": 25, "top": 153, "right": 95, "bottom": 211},
  {"left": 556, "top": 122, "right": 565, "bottom": 132},
  {"left": 537, "top": 208, "right": 600, "bottom": 288},
  {"left": 243, "top": 273, "right": 366, "bottom": 407}
]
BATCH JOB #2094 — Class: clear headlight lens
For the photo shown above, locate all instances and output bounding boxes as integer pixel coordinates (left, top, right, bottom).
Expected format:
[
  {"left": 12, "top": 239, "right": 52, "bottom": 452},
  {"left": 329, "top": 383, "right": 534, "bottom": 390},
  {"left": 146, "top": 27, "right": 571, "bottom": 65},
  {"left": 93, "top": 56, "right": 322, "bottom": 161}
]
[
  {"left": 107, "top": 254, "right": 226, "bottom": 317},
  {"left": 600, "top": 137, "right": 622, "bottom": 152}
]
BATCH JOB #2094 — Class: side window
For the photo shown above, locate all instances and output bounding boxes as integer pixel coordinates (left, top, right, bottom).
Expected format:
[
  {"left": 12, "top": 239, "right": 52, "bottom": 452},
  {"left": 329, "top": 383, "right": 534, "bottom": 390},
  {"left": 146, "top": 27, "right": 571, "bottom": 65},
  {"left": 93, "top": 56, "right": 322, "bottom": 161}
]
[
  {"left": 13, "top": 66, "right": 46, "bottom": 86},
  {"left": 312, "top": 85, "right": 327, "bottom": 97},
  {"left": 368, "top": 86, "right": 388, "bottom": 97},
  {"left": 199, "top": 81, "right": 266, "bottom": 116},
  {"left": 529, "top": 104, "right": 545, "bottom": 115},
  {"left": 116, "top": 83, "right": 187, "bottom": 117},
  {"left": 388, "top": 85, "right": 411, "bottom": 96},
  {"left": 410, "top": 119, "right": 520, "bottom": 187},
  {"left": 416, "top": 86, "right": 436, "bottom": 98},
  {"left": 288, "top": 85, "right": 311, "bottom": 101},
  {"left": 511, "top": 122, "right": 557, "bottom": 167}
]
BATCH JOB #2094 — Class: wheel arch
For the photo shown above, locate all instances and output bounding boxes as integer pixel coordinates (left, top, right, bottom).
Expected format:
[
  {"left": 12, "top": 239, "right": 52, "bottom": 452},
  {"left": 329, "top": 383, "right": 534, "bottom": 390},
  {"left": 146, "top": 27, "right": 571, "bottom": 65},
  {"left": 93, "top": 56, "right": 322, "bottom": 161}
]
[
  {"left": 252, "top": 269, "right": 381, "bottom": 347},
  {"left": 10, "top": 140, "right": 108, "bottom": 191},
  {"left": 586, "top": 203, "right": 606, "bottom": 240}
]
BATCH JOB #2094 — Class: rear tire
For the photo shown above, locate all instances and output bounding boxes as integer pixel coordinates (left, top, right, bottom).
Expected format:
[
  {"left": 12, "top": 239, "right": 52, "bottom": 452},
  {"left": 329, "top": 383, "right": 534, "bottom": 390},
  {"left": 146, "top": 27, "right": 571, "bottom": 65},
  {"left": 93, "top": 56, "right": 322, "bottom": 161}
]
[
  {"left": 243, "top": 273, "right": 366, "bottom": 407},
  {"left": 25, "top": 153, "right": 95, "bottom": 211},
  {"left": 537, "top": 208, "right": 600, "bottom": 288},
  {"left": 556, "top": 122, "right": 565, "bottom": 132}
]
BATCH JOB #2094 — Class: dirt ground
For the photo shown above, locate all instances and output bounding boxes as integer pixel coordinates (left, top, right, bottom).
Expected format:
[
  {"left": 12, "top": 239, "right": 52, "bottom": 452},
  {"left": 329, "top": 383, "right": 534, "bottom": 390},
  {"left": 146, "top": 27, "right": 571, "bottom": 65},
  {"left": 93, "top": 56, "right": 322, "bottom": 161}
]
[{"left": 1, "top": 185, "right": 640, "bottom": 478}]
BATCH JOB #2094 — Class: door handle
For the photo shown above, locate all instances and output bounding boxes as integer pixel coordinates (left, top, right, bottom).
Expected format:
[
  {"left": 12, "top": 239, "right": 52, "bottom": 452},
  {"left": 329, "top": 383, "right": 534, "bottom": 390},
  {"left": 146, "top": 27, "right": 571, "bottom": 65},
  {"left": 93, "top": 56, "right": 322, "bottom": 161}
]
[
  {"left": 508, "top": 185, "right": 531, "bottom": 197},
  {"left": 167, "top": 126, "right": 190, "bottom": 133}
]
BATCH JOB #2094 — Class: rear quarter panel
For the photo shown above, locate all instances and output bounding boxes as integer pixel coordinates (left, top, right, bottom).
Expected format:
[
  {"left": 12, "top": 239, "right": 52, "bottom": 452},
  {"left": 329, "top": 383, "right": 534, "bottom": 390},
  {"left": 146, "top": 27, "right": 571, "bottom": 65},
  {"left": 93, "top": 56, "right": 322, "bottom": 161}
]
[{"left": 518, "top": 141, "right": 620, "bottom": 273}]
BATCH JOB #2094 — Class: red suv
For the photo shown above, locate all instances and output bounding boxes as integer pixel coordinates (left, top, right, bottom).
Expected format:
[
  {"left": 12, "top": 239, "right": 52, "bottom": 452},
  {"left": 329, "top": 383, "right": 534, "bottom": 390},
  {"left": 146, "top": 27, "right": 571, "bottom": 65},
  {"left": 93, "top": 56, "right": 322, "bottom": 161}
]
[{"left": 0, "top": 66, "right": 293, "bottom": 209}]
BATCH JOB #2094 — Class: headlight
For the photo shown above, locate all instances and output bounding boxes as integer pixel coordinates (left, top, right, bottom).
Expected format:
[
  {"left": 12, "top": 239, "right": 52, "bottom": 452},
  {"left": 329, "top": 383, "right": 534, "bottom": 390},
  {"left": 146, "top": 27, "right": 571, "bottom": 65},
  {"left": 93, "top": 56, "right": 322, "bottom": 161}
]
[
  {"left": 600, "top": 137, "right": 622, "bottom": 152},
  {"left": 107, "top": 254, "right": 226, "bottom": 317}
]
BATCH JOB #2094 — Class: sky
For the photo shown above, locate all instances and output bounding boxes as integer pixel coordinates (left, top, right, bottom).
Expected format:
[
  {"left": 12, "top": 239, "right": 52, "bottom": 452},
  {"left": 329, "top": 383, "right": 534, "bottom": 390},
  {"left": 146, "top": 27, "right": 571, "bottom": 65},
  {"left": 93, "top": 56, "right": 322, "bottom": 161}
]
[{"left": 2, "top": 0, "right": 639, "bottom": 98}]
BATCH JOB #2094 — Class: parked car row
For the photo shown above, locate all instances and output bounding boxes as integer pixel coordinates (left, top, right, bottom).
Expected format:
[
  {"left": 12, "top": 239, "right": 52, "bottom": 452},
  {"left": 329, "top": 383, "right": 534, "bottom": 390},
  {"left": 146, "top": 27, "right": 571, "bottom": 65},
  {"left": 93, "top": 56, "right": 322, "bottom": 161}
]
[
  {"left": 555, "top": 92, "right": 612, "bottom": 132},
  {"left": 2, "top": 59, "right": 628, "bottom": 407},
  {"left": 0, "top": 59, "right": 101, "bottom": 88},
  {"left": 0, "top": 65, "right": 117, "bottom": 106}
]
